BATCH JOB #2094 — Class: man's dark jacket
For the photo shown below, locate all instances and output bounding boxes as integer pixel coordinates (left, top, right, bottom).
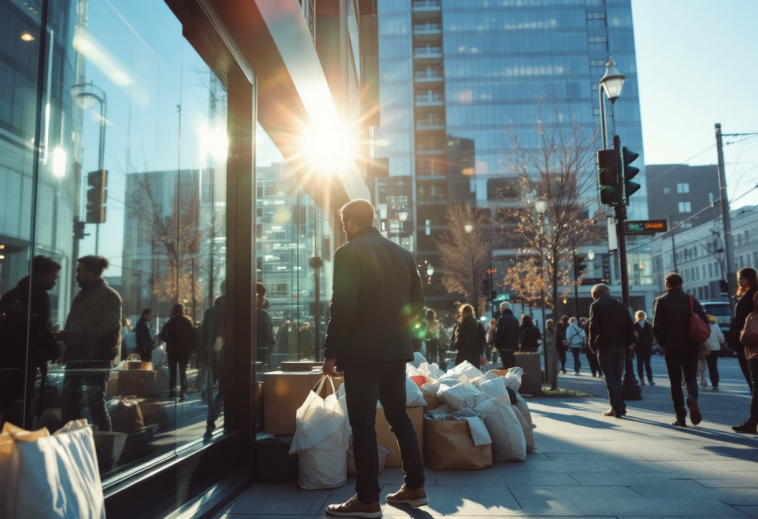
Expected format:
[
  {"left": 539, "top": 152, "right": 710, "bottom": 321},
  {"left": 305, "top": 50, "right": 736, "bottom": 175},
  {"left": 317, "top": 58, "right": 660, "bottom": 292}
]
[
  {"left": 729, "top": 285, "right": 758, "bottom": 352},
  {"left": 453, "top": 315, "right": 485, "bottom": 355},
  {"left": 588, "top": 293, "right": 635, "bottom": 351},
  {"left": 652, "top": 288, "right": 708, "bottom": 354},
  {"left": 64, "top": 278, "right": 121, "bottom": 363},
  {"left": 135, "top": 316, "right": 155, "bottom": 353},
  {"left": 495, "top": 309, "right": 519, "bottom": 350},
  {"left": 159, "top": 315, "right": 197, "bottom": 363},
  {"left": 634, "top": 321, "right": 654, "bottom": 350},
  {"left": 324, "top": 226, "right": 424, "bottom": 368}
]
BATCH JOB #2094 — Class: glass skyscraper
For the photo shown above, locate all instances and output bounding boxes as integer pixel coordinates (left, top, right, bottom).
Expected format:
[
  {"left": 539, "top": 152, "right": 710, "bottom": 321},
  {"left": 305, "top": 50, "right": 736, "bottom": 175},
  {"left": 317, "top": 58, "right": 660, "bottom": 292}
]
[{"left": 376, "top": 0, "right": 649, "bottom": 308}]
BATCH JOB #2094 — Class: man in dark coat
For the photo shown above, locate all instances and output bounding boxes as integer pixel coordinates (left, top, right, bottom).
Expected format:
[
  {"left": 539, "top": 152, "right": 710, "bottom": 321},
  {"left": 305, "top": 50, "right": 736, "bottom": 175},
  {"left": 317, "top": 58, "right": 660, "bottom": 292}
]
[
  {"left": 653, "top": 272, "right": 708, "bottom": 427},
  {"left": 57, "top": 256, "right": 122, "bottom": 432},
  {"left": 0, "top": 255, "right": 61, "bottom": 428},
  {"left": 323, "top": 200, "right": 426, "bottom": 518},
  {"left": 588, "top": 284, "right": 635, "bottom": 418},
  {"left": 495, "top": 302, "right": 519, "bottom": 367},
  {"left": 135, "top": 308, "right": 155, "bottom": 361}
]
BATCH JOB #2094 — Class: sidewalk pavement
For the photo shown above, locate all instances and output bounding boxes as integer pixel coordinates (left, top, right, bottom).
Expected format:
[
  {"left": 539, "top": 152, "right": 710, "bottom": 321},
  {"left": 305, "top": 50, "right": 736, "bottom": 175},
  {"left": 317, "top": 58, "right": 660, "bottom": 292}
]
[{"left": 218, "top": 396, "right": 758, "bottom": 518}]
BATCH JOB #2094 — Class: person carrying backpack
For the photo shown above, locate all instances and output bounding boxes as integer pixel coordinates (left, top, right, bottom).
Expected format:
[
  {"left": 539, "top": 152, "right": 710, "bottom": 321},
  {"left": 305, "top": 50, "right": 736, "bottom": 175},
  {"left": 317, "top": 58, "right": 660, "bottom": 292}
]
[{"left": 565, "top": 317, "right": 586, "bottom": 375}]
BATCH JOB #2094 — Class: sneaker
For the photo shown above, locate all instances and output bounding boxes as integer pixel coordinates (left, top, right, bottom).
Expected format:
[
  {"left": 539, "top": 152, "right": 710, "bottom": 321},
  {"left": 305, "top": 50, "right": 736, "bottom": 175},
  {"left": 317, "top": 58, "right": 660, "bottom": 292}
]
[
  {"left": 671, "top": 417, "right": 687, "bottom": 427},
  {"left": 326, "top": 496, "right": 382, "bottom": 518},
  {"left": 648, "top": 380, "right": 656, "bottom": 386},
  {"left": 687, "top": 396, "right": 702, "bottom": 426},
  {"left": 640, "top": 379, "right": 646, "bottom": 386},
  {"left": 731, "top": 420, "right": 758, "bottom": 434},
  {"left": 386, "top": 484, "right": 429, "bottom": 507},
  {"left": 574, "top": 372, "right": 580, "bottom": 376},
  {"left": 603, "top": 409, "right": 619, "bottom": 417}
]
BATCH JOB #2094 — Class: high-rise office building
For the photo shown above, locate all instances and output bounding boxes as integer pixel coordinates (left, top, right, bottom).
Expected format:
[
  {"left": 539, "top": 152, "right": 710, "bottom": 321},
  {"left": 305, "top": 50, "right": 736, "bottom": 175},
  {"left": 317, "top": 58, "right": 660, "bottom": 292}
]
[
  {"left": 646, "top": 164, "right": 721, "bottom": 232},
  {"left": 376, "top": 0, "right": 649, "bottom": 309}
]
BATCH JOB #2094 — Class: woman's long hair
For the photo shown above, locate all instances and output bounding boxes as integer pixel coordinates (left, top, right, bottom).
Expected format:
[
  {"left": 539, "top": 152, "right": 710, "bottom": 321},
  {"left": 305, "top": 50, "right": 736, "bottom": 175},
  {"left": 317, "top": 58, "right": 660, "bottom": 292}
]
[
  {"left": 737, "top": 267, "right": 758, "bottom": 297},
  {"left": 521, "top": 314, "right": 533, "bottom": 327}
]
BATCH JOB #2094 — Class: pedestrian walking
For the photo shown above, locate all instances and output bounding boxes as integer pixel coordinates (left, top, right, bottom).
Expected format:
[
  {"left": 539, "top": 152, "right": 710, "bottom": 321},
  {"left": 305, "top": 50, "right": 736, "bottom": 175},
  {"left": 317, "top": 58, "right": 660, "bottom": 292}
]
[
  {"left": 565, "top": 317, "right": 585, "bottom": 374},
  {"left": 160, "top": 303, "right": 197, "bottom": 401},
  {"left": 322, "top": 200, "right": 427, "bottom": 518},
  {"left": 486, "top": 318, "right": 497, "bottom": 363},
  {"left": 729, "top": 267, "right": 758, "bottom": 392},
  {"left": 519, "top": 314, "right": 541, "bottom": 352},
  {"left": 453, "top": 304, "right": 486, "bottom": 367},
  {"left": 495, "top": 302, "right": 519, "bottom": 368},
  {"left": 424, "top": 309, "right": 442, "bottom": 365},
  {"left": 582, "top": 317, "right": 603, "bottom": 378},
  {"left": 633, "top": 311, "right": 655, "bottom": 385},
  {"left": 652, "top": 272, "right": 708, "bottom": 427},
  {"left": 588, "top": 284, "right": 634, "bottom": 419},
  {"left": 731, "top": 267, "right": 758, "bottom": 434},
  {"left": 57, "top": 256, "right": 122, "bottom": 432},
  {"left": 135, "top": 308, "right": 155, "bottom": 362},
  {"left": 704, "top": 315, "right": 723, "bottom": 389},
  {"left": 556, "top": 315, "right": 569, "bottom": 373}
]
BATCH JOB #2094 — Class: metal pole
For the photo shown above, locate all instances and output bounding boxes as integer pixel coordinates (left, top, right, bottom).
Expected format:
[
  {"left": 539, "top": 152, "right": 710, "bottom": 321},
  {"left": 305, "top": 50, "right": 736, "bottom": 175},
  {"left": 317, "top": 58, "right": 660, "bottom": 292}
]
[
  {"left": 613, "top": 135, "right": 630, "bottom": 307},
  {"left": 573, "top": 235, "right": 579, "bottom": 317},
  {"left": 715, "top": 123, "right": 737, "bottom": 312},
  {"left": 95, "top": 96, "right": 106, "bottom": 255},
  {"left": 670, "top": 216, "right": 678, "bottom": 272},
  {"left": 599, "top": 88, "right": 608, "bottom": 150}
]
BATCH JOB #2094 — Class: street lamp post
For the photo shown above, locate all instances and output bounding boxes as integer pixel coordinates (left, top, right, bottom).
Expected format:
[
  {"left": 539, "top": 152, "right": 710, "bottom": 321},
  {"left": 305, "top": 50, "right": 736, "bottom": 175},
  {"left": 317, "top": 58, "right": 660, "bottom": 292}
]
[
  {"left": 464, "top": 223, "right": 477, "bottom": 317},
  {"left": 397, "top": 205, "right": 409, "bottom": 244},
  {"left": 534, "top": 198, "right": 550, "bottom": 381}
]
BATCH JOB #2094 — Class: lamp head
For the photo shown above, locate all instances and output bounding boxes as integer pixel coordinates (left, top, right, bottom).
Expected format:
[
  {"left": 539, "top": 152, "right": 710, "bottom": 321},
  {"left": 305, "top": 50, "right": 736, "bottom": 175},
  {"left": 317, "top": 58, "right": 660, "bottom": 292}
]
[
  {"left": 587, "top": 249, "right": 595, "bottom": 261},
  {"left": 599, "top": 57, "right": 626, "bottom": 104},
  {"left": 464, "top": 223, "right": 474, "bottom": 234},
  {"left": 534, "top": 197, "right": 548, "bottom": 215},
  {"left": 398, "top": 207, "right": 409, "bottom": 222},
  {"left": 426, "top": 264, "right": 435, "bottom": 277}
]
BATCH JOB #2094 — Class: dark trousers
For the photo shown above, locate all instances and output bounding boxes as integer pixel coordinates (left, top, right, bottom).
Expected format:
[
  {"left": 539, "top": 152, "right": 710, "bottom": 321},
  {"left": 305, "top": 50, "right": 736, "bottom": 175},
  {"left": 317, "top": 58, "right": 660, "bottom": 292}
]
[
  {"left": 598, "top": 347, "right": 626, "bottom": 413},
  {"left": 455, "top": 351, "right": 480, "bottom": 367},
  {"left": 61, "top": 363, "right": 111, "bottom": 431},
  {"left": 664, "top": 347, "right": 698, "bottom": 420},
  {"left": 169, "top": 359, "right": 188, "bottom": 396},
  {"left": 558, "top": 349, "right": 567, "bottom": 371},
  {"left": 749, "top": 356, "right": 758, "bottom": 421},
  {"left": 705, "top": 350, "right": 719, "bottom": 388},
  {"left": 636, "top": 346, "right": 653, "bottom": 382},
  {"left": 136, "top": 346, "right": 153, "bottom": 362},
  {"left": 570, "top": 347, "right": 581, "bottom": 372},
  {"left": 343, "top": 361, "right": 425, "bottom": 504},
  {"left": 586, "top": 350, "right": 602, "bottom": 376},
  {"left": 736, "top": 347, "right": 754, "bottom": 393}
]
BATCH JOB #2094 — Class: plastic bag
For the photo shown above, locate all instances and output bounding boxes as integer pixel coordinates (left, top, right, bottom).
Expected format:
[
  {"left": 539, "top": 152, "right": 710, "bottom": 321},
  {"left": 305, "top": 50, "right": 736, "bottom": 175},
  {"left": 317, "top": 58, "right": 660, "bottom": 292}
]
[
  {"left": 504, "top": 367, "right": 524, "bottom": 392},
  {"left": 289, "top": 376, "right": 349, "bottom": 489},
  {"left": 346, "top": 436, "right": 392, "bottom": 477},
  {"left": 511, "top": 406, "right": 535, "bottom": 452},
  {"left": 479, "top": 376, "right": 509, "bottom": 401},
  {"left": 438, "top": 361, "right": 482, "bottom": 385},
  {"left": 437, "top": 380, "right": 481, "bottom": 410},
  {"left": 475, "top": 397, "right": 526, "bottom": 462},
  {"left": 417, "top": 362, "right": 444, "bottom": 381},
  {"left": 405, "top": 376, "right": 427, "bottom": 407}
]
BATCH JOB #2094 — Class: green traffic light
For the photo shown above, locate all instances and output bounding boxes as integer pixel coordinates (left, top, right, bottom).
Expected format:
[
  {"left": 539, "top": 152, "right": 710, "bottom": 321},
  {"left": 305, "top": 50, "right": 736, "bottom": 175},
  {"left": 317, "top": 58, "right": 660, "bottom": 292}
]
[
  {"left": 600, "top": 186, "right": 617, "bottom": 205},
  {"left": 622, "top": 147, "right": 640, "bottom": 203},
  {"left": 625, "top": 181, "right": 641, "bottom": 197}
]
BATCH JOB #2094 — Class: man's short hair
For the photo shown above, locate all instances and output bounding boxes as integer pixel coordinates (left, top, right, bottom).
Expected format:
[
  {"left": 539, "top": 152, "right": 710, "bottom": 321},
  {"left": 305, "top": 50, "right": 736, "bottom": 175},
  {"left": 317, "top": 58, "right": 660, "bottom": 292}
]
[
  {"left": 77, "top": 255, "right": 109, "bottom": 276},
  {"left": 665, "top": 272, "right": 683, "bottom": 288},
  {"left": 32, "top": 255, "right": 61, "bottom": 275},
  {"left": 591, "top": 284, "right": 610, "bottom": 296},
  {"left": 141, "top": 308, "right": 153, "bottom": 317},
  {"left": 500, "top": 302, "right": 511, "bottom": 311},
  {"left": 340, "top": 199, "right": 375, "bottom": 228}
]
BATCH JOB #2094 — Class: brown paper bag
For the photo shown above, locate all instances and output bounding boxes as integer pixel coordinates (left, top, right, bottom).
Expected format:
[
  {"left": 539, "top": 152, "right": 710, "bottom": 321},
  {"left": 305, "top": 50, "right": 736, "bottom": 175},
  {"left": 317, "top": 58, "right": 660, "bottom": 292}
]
[
  {"left": 118, "top": 369, "right": 157, "bottom": 397},
  {"left": 423, "top": 394, "right": 442, "bottom": 412},
  {"left": 125, "top": 353, "right": 153, "bottom": 371},
  {"left": 425, "top": 418, "right": 493, "bottom": 471},
  {"left": 110, "top": 396, "right": 145, "bottom": 433}
]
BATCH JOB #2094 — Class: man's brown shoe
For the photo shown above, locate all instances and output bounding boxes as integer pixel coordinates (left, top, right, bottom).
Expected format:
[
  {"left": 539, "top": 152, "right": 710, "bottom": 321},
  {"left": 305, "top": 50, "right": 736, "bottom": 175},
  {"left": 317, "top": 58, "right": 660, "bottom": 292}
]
[
  {"left": 687, "top": 395, "right": 702, "bottom": 425},
  {"left": 385, "top": 484, "right": 429, "bottom": 507},
  {"left": 326, "top": 495, "right": 381, "bottom": 518}
]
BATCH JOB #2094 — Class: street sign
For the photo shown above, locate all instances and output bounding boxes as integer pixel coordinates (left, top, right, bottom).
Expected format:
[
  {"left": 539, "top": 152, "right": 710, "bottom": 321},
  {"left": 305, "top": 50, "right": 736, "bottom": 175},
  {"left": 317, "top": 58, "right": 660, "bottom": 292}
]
[{"left": 625, "top": 219, "right": 668, "bottom": 235}]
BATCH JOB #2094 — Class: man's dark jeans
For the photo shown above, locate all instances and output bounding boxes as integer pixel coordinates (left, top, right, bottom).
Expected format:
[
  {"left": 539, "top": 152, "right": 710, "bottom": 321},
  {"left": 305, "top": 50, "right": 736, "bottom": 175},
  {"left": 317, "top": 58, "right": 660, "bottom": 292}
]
[
  {"left": 636, "top": 346, "right": 653, "bottom": 382},
  {"left": 61, "top": 362, "right": 111, "bottom": 431},
  {"left": 168, "top": 360, "right": 188, "bottom": 396},
  {"left": 664, "top": 347, "right": 698, "bottom": 420},
  {"left": 748, "top": 356, "right": 758, "bottom": 421},
  {"left": 343, "top": 361, "right": 425, "bottom": 504},
  {"left": 705, "top": 350, "right": 719, "bottom": 388},
  {"left": 598, "top": 347, "right": 626, "bottom": 413}
]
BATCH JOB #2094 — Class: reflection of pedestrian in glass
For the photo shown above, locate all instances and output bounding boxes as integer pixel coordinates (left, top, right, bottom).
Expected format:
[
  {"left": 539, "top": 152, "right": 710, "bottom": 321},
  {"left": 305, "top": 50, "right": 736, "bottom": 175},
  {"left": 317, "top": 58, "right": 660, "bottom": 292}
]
[
  {"left": 256, "top": 282, "right": 275, "bottom": 369},
  {"left": 204, "top": 281, "right": 226, "bottom": 440},
  {"left": 58, "top": 256, "right": 122, "bottom": 432},
  {"left": 0, "top": 255, "right": 61, "bottom": 429},
  {"left": 277, "top": 320, "right": 291, "bottom": 355},
  {"left": 424, "top": 309, "right": 441, "bottom": 365},
  {"left": 298, "top": 322, "right": 313, "bottom": 359},
  {"left": 160, "top": 303, "right": 196, "bottom": 401},
  {"left": 135, "top": 308, "right": 155, "bottom": 362},
  {"left": 120, "top": 317, "right": 133, "bottom": 360}
]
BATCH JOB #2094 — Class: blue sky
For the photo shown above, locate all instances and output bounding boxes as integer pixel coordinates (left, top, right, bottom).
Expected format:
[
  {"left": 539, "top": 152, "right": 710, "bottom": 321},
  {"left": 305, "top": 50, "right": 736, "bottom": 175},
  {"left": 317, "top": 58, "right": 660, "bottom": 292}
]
[{"left": 632, "top": 0, "right": 758, "bottom": 208}]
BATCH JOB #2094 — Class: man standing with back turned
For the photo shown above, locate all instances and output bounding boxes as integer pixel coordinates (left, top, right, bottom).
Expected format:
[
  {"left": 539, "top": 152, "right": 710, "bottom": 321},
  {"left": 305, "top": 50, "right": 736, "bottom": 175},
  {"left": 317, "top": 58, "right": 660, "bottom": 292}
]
[
  {"left": 588, "top": 284, "right": 635, "bottom": 419},
  {"left": 323, "top": 199, "right": 427, "bottom": 518}
]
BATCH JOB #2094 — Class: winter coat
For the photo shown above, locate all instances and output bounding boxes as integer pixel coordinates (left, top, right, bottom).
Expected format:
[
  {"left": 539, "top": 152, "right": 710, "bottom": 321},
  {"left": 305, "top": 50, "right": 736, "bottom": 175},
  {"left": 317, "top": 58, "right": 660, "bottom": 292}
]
[
  {"left": 589, "top": 293, "right": 635, "bottom": 351},
  {"left": 729, "top": 285, "right": 758, "bottom": 352},
  {"left": 566, "top": 323, "right": 586, "bottom": 349},
  {"left": 519, "top": 323, "right": 541, "bottom": 351},
  {"left": 63, "top": 278, "right": 121, "bottom": 363},
  {"left": 160, "top": 315, "right": 197, "bottom": 363},
  {"left": 707, "top": 322, "right": 724, "bottom": 351},
  {"left": 634, "top": 321, "right": 654, "bottom": 350},
  {"left": 135, "top": 316, "right": 155, "bottom": 353},
  {"left": 495, "top": 309, "right": 519, "bottom": 350},
  {"left": 453, "top": 315, "right": 486, "bottom": 355},
  {"left": 652, "top": 288, "right": 708, "bottom": 355},
  {"left": 323, "top": 226, "right": 424, "bottom": 368}
]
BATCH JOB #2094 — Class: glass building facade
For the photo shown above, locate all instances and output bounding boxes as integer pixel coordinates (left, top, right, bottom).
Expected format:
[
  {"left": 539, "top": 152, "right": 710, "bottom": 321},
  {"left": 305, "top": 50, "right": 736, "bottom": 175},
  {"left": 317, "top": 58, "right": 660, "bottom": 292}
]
[
  {"left": 376, "top": 0, "right": 650, "bottom": 309},
  {"left": 0, "top": 0, "right": 371, "bottom": 516}
]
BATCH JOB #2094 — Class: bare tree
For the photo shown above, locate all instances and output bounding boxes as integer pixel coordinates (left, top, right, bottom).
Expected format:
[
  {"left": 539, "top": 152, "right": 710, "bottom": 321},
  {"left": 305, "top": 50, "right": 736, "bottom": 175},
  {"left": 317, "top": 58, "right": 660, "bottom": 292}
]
[
  {"left": 498, "top": 95, "right": 601, "bottom": 389},
  {"left": 436, "top": 202, "right": 492, "bottom": 315}
]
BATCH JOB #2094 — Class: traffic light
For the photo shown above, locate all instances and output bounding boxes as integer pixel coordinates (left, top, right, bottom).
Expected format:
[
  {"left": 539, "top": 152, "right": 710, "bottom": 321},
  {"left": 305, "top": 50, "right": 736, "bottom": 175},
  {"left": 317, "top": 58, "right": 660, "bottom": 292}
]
[
  {"left": 597, "top": 149, "right": 618, "bottom": 205},
  {"left": 481, "top": 277, "right": 489, "bottom": 297},
  {"left": 622, "top": 147, "right": 640, "bottom": 204},
  {"left": 85, "top": 170, "right": 107, "bottom": 224},
  {"left": 575, "top": 256, "right": 588, "bottom": 277},
  {"left": 489, "top": 290, "right": 497, "bottom": 301}
]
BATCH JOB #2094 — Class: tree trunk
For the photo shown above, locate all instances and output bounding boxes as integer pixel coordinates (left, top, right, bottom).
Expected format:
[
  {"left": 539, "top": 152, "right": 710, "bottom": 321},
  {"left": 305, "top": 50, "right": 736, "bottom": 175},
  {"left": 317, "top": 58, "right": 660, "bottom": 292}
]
[{"left": 550, "top": 274, "right": 560, "bottom": 390}]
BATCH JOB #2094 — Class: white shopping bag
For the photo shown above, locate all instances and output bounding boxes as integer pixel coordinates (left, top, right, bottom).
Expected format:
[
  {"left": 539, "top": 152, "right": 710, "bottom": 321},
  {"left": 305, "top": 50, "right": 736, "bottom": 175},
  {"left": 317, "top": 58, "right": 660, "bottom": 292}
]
[
  {"left": 0, "top": 420, "right": 105, "bottom": 519},
  {"left": 290, "top": 375, "right": 349, "bottom": 490}
]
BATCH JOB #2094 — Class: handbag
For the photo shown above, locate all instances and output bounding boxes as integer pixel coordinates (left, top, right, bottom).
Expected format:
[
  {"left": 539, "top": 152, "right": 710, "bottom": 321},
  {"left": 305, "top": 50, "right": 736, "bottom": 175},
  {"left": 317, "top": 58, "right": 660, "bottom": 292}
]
[
  {"left": 688, "top": 295, "right": 711, "bottom": 343},
  {"left": 739, "top": 293, "right": 758, "bottom": 352},
  {"left": 698, "top": 342, "right": 710, "bottom": 359}
]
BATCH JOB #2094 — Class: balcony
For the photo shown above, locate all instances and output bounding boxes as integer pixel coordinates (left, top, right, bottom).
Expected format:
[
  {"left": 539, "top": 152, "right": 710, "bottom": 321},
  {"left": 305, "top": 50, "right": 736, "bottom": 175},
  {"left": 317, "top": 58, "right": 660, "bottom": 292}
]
[
  {"left": 413, "top": 23, "right": 442, "bottom": 41},
  {"left": 415, "top": 92, "right": 444, "bottom": 107},
  {"left": 413, "top": 45, "right": 443, "bottom": 64},
  {"left": 414, "top": 69, "right": 444, "bottom": 83},
  {"left": 415, "top": 116, "right": 445, "bottom": 131},
  {"left": 412, "top": 0, "right": 441, "bottom": 18}
]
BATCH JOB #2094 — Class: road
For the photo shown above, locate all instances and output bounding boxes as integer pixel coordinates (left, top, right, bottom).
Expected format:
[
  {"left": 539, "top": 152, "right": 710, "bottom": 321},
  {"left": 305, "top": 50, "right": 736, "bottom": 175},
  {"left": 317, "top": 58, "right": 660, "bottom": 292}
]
[{"left": 553, "top": 353, "right": 754, "bottom": 433}]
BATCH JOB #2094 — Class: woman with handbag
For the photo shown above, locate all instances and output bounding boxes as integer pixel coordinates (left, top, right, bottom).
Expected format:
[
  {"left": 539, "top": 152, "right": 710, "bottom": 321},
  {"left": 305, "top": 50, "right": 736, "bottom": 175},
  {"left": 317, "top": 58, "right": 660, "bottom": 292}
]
[
  {"left": 565, "top": 317, "right": 585, "bottom": 375},
  {"left": 731, "top": 268, "right": 758, "bottom": 434}
]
